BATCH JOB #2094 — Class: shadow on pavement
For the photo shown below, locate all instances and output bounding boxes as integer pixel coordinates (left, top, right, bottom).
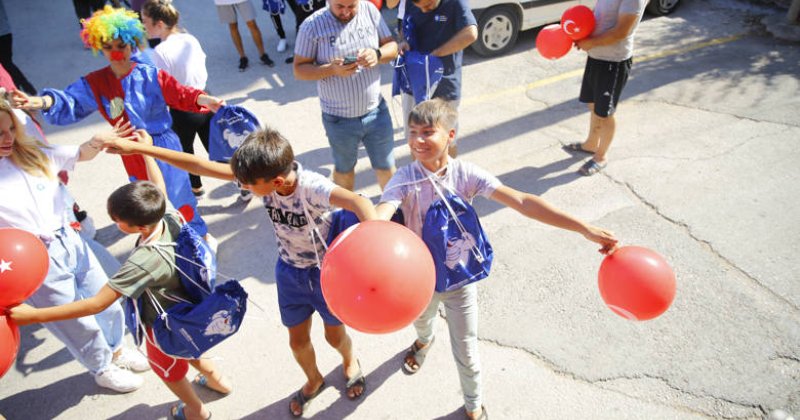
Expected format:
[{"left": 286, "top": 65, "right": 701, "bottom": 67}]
[
  {"left": 13, "top": 324, "right": 73, "bottom": 375},
  {"left": 239, "top": 348, "right": 406, "bottom": 419},
  {"left": 0, "top": 372, "right": 115, "bottom": 420}
]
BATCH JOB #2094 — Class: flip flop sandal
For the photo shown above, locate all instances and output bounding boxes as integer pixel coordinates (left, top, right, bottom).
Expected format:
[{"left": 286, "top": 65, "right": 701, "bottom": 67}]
[
  {"left": 290, "top": 381, "right": 326, "bottom": 418},
  {"left": 193, "top": 374, "right": 231, "bottom": 395},
  {"left": 579, "top": 159, "right": 607, "bottom": 176},
  {"left": 563, "top": 142, "right": 595, "bottom": 155},
  {"left": 345, "top": 360, "right": 367, "bottom": 400},
  {"left": 171, "top": 403, "right": 212, "bottom": 420},
  {"left": 402, "top": 337, "right": 435, "bottom": 375}
]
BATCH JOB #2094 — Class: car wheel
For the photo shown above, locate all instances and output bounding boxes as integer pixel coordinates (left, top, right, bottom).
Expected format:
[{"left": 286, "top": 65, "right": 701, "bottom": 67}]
[
  {"left": 471, "top": 7, "right": 519, "bottom": 57},
  {"left": 646, "top": 0, "right": 680, "bottom": 15}
]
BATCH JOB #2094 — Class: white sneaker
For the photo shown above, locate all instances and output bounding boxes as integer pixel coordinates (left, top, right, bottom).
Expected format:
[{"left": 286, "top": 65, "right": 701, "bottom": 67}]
[
  {"left": 95, "top": 364, "right": 144, "bottom": 393},
  {"left": 204, "top": 233, "right": 219, "bottom": 254},
  {"left": 277, "top": 38, "right": 287, "bottom": 52},
  {"left": 113, "top": 347, "right": 150, "bottom": 372}
]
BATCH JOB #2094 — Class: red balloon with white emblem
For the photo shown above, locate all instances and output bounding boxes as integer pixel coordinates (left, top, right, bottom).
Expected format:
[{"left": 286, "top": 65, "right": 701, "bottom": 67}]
[
  {"left": 0, "top": 228, "right": 50, "bottom": 308},
  {"left": 535, "top": 24, "right": 574, "bottom": 60},
  {"left": 561, "top": 5, "right": 596, "bottom": 41}
]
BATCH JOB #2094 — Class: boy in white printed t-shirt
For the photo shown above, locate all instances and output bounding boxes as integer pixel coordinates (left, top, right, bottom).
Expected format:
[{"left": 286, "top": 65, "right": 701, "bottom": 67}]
[
  {"left": 375, "top": 99, "right": 619, "bottom": 420},
  {"left": 100, "top": 127, "right": 376, "bottom": 417}
]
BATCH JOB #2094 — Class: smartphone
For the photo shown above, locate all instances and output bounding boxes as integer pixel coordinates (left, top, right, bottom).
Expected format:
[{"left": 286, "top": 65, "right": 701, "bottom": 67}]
[{"left": 343, "top": 55, "right": 358, "bottom": 65}]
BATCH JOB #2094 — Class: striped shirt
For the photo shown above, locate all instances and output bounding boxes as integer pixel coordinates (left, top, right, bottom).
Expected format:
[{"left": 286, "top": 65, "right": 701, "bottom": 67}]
[{"left": 295, "top": 2, "right": 392, "bottom": 118}]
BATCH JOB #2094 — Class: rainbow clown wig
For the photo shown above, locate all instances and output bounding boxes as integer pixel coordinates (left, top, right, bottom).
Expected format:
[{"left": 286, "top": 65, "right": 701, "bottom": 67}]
[{"left": 80, "top": 6, "right": 146, "bottom": 53}]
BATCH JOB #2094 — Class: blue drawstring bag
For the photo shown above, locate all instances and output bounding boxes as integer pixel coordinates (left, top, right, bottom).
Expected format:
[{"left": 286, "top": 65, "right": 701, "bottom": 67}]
[
  {"left": 392, "top": 51, "right": 444, "bottom": 104},
  {"left": 326, "top": 209, "right": 405, "bottom": 245},
  {"left": 262, "top": 0, "right": 285, "bottom": 15},
  {"left": 124, "top": 220, "right": 248, "bottom": 362},
  {"left": 421, "top": 179, "right": 493, "bottom": 292},
  {"left": 209, "top": 105, "right": 262, "bottom": 162},
  {"left": 150, "top": 280, "right": 247, "bottom": 360}
]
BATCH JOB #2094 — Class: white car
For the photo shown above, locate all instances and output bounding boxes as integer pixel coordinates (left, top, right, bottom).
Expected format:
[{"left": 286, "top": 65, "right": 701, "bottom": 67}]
[{"left": 470, "top": 0, "right": 680, "bottom": 56}]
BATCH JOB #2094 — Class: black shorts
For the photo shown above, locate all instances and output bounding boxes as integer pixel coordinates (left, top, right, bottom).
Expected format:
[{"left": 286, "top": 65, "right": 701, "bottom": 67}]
[{"left": 579, "top": 57, "right": 632, "bottom": 117}]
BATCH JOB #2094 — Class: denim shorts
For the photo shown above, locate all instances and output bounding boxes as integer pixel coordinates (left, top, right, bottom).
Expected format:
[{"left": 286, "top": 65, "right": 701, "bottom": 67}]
[
  {"left": 275, "top": 259, "right": 342, "bottom": 327},
  {"left": 321, "top": 98, "right": 395, "bottom": 173}
]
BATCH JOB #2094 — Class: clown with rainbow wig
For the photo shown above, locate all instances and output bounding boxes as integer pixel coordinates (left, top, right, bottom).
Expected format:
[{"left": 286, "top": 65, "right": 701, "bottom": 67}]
[{"left": 11, "top": 6, "right": 224, "bottom": 241}]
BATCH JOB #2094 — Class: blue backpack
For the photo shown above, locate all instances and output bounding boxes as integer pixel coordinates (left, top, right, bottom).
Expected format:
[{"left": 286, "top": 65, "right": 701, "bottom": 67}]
[
  {"left": 262, "top": 0, "right": 285, "bottom": 15},
  {"left": 209, "top": 105, "right": 261, "bottom": 162},
  {"left": 420, "top": 176, "right": 493, "bottom": 292},
  {"left": 124, "top": 219, "right": 248, "bottom": 363},
  {"left": 326, "top": 208, "right": 405, "bottom": 245},
  {"left": 392, "top": 51, "right": 444, "bottom": 104}
]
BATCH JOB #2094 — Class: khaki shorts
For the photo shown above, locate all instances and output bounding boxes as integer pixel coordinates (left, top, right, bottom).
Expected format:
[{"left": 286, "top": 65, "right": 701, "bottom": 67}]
[{"left": 216, "top": 0, "right": 256, "bottom": 24}]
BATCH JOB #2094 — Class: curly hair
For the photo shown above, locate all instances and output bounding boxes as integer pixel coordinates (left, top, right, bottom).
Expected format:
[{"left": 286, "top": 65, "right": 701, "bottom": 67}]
[{"left": 80, "top": 6, "right": 146, "bottom": 53}]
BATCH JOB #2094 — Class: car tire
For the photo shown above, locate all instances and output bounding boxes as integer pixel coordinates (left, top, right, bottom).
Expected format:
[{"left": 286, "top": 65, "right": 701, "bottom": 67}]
[
  {"left": 471, "top": 7, "right": 520, "bottom": 57},
  {"left": 646, "top": 0, "right": 680, "bottom": 16}
]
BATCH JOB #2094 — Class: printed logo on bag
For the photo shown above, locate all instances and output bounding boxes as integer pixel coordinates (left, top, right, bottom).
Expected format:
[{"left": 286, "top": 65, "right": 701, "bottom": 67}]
[
  {"left": 209, "top": 105, "right": 262, "bottom": 161},
  {"left": 445, "top": 232, "right": 477, "bottom": 270},
  {"left": 204, "top": 310, "right": 236, "bottom": 336}
]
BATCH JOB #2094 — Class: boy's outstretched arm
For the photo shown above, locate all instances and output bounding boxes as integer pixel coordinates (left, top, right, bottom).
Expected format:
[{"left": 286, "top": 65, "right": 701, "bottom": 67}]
[
  {"left": 374, "top": 202, "right": 397, "bottom": 221},
  {"left": 103, "top": 134, "right": 235, "bottom": 182},
  {"left": 330, "top": 187, "right": 378, "bottom": 222},
  {"left": 490, "top": 185, "right": 618, "bottom": 253},
  {"left": 131, "top": 130, "right": 168, "bottom": 195},
  {"left": 9, "top": 285, "right": 122, "bottom": 326}
]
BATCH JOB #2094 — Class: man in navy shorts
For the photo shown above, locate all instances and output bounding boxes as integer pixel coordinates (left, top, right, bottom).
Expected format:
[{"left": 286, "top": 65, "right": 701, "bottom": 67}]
[{"left": 564, "top": 0, "right": 648, "bottom": 176}]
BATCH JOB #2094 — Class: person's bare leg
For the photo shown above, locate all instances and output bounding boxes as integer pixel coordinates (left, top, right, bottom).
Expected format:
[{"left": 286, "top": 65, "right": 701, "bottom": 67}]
[
  {"left": 246, "top": 20, "right": 266, "bottom": 56},
  {"left": 228, "top": 23, "right": 245, "bottom": 57},
  {"left": 163, "top": 378, "right": 211, "bottom": 420},
  {"left": 324, "top": 324, "right": 362, "bottom": 399},
  {"left": 375, "top": 168, "right": 395, "bottom": 190},
  {"left": 188, "top": 358, "right": 232, "bottom": 394},
  {"left": 333, "top": 171, "right": 355, "bottom": 191},
  {"left": 465, "top": 406, "right": 485, "bottom": 420},
  {"left": 592, "top": 113, "right": 615, "bottom": 164},
  {"left": 288, "top": 318, "right": 325, "bottom": 417},
  {"left": 578, "top": 103, "right": 602, "bottom": 153}
]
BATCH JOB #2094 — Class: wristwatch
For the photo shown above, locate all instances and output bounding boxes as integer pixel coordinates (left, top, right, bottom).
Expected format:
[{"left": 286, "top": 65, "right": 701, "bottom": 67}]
[{"left": 374, "top": 48, "right": 382, "bottom": 61}]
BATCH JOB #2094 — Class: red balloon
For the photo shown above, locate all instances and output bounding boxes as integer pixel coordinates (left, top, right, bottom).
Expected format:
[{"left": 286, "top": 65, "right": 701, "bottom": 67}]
[
  {"left": 321, "top": 221, "right": 435, "bottom": 334},
  {"left": 598, "top": 246, "right": 676, "bottom": 321},
  {"left": 535, "top": 24, "right": 573, "bottom": 60},
  {"left": 0, "top": 315, "right": 20, "bottom": 378},
  {"left": 0, "top": 228, "right": 50, "bottom": 308},
  {"left": 367, "top": 0, "right": 383, "bottom": 9},
  {"left": 561, "top": 5, "right": 596, "bottom": 41},
  {"left": 178, "top": 205, "right": 195, "bottom": 224}
]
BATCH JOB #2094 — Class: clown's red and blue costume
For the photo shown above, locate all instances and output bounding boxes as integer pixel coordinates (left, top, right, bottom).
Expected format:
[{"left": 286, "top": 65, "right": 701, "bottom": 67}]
[{"left": 41, "top": 63, "right": 209, "bottom": 235}]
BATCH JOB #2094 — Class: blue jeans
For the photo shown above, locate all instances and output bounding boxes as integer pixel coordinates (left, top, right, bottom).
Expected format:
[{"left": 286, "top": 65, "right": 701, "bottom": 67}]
[
  {"left": 414, "top": 283, "right": 481, "bottom": 412},
  {"left": 321, "top": 98, "right": 395, "bottom": 173},
  {"left": 26, "top": 227, "right": 125, "bottom": 375}
]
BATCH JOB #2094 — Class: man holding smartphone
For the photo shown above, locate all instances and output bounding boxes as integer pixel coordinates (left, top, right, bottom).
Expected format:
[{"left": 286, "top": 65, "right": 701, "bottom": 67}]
[{"left": 293, "top": 0, "right": 399, "bottom": 191}]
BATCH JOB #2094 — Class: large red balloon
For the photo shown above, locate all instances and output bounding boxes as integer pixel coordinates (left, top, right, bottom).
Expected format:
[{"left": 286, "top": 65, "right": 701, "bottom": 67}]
[
  {"left": 0, "top": 228, "right": 50, "bottom": 308},
  {"left": 535, "top": 24, "right": 573, "bottom": 60},
  {"left": 598, "top": 246, "right": 676, "bottom": 321},
  {"left": 321, "top": 221, "right": 435, "bottom": 334},
  {"left": 0, "top": 315, "right": 20, "bottom": 378},
  {"left": 561, "top": 5, "right": 596, "bottom": 41}
]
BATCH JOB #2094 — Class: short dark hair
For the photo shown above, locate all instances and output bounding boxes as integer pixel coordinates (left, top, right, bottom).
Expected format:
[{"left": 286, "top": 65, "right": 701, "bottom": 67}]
[
  {"left": 229, "top": 127, "right": 294, "bottom": 185},
  {"left": 107, "top": 181, "right": 166, "bottom": 227},
  {"left": 408, "top": 99, "right": 458, "bottom": 131}
]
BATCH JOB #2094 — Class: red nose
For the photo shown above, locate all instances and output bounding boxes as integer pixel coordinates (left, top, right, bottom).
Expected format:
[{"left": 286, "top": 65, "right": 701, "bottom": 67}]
[{"left": 110, "top": 51, "right": 125, "bottom": 61}]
